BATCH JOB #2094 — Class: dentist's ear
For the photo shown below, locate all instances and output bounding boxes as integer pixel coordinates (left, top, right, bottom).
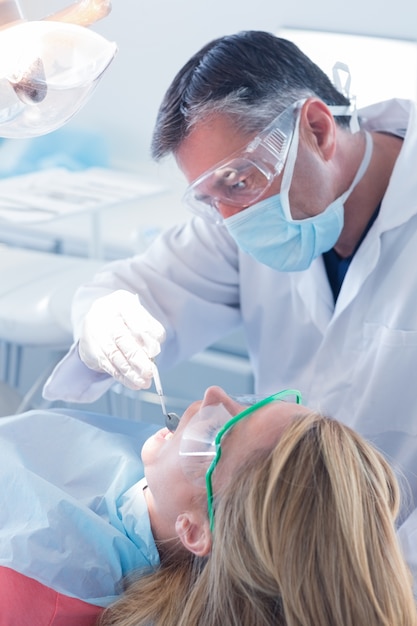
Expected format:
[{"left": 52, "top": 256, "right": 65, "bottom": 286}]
[
  {"left": 175, "top": 512, "right": 212, "bottom": 556},
  {"left": 300, "top": 98, "right": 337, "bottom": 161}
]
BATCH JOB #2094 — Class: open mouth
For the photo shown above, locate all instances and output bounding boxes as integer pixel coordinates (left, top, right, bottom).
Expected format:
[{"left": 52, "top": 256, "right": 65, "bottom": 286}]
[{"left": 156, "top": 427, "right": 174, "bottom": 441}]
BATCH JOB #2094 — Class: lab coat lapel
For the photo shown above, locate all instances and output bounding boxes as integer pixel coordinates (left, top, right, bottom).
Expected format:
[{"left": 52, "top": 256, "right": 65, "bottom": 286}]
[
  {"left": 334, "top": 229, "right": 381, "bottom": 316},
  {"left": 292, "top": 258, "right": 334, "bottom": 333},
  {"left": 376, "top": 101, "right": 417, "bottom": 231}
]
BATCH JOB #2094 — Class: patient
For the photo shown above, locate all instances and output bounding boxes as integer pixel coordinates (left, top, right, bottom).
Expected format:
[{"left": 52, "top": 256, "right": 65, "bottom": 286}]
[
  {"left": 0, "top": 387, "right": 416, "bottom": 626},
  {"left": 99, "top": 387, "right": 417, "bottom": 626}
]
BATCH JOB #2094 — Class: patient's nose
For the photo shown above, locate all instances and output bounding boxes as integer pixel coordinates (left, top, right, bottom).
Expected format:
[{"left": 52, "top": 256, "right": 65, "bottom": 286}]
[{"left": 202, "top": 386, "right": 243, "bottom": 414}]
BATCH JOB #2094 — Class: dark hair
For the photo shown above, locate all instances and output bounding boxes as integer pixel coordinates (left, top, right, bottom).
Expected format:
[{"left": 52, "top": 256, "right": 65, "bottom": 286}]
[{"left": 151, "top": 30, "right": 351, "bottom": 159}]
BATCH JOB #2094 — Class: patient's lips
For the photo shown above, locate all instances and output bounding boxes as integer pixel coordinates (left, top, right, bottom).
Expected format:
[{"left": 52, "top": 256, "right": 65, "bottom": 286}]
[{"left": 155, "top": 428, "right": 174, "bottom": 441}]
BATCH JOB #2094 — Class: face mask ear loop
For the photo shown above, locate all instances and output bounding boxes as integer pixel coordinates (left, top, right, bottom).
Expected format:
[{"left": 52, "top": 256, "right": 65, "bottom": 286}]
[
  {"left": 332, "top": 61, "right": 359, "bottom": 133},
  {"left": 340, "top": 130, "right": 373, "bottom": 203}
]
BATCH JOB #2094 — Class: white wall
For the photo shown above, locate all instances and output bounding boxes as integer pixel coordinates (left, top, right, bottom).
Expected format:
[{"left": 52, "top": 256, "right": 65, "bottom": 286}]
[{"left": 19, "top": 0, "right": 417, "bottom": 177}]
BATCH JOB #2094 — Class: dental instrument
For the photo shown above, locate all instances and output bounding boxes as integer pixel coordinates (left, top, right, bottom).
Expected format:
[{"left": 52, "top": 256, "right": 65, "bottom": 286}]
[{"left": 152, "top": 361, "right": 180, "bottom": 431}]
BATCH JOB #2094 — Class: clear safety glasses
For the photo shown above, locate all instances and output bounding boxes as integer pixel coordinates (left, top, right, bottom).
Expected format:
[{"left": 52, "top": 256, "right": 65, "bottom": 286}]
[
  {"left": 179, "top": 389, "right": 303, "bottom": 531},
  {"left": 182, "top": 100, "right": 305, "bottom": 223},
  {"left": 0, "top": 3, "right": 116, "bottom": 137}
]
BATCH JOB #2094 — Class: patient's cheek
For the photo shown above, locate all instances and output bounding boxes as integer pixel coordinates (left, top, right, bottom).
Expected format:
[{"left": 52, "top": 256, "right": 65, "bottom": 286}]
[{"left": 141, "top": 431, "right": 161, "bottom": 465}]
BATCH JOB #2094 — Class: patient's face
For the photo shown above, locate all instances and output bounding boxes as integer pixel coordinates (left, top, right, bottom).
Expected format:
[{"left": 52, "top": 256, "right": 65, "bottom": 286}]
[{"left": 141, "top": 386, "right": 308, "bottom": 544}]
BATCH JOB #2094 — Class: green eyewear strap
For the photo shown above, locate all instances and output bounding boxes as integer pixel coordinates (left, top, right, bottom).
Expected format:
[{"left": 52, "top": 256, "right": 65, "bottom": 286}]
[{"left": 205, "top": 388, "right": 302, "bottom": 532}]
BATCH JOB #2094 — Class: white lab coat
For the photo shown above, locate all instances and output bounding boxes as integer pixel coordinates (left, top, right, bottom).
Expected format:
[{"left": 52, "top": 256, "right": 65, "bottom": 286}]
[{"left": 44, "top": 98, "right": 417, "bottom": 585}]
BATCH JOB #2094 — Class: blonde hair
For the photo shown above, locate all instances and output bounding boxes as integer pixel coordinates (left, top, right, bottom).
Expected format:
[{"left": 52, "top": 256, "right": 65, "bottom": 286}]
[{"left": 99, "top": 412, "right": 417, "bottom": 626}]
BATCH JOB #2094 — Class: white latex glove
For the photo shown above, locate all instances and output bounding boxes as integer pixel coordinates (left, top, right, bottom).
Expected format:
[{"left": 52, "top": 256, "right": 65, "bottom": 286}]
[{"left": 78, "top": 289, "right": 166, "bottom": 390}]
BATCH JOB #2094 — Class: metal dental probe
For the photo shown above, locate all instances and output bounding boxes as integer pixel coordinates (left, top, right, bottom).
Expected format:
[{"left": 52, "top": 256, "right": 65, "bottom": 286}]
[{"left": 152, "top": 361, "right": 180, "bottom": 431}]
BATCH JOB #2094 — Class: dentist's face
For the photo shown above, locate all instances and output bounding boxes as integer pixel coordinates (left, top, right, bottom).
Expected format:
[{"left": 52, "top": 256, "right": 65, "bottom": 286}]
[
  {"left": 176, "top": 105, "right": 339, "bottom": 223},
  {"left": 176, "top": 115, "right": 280, "bottom": 220}
]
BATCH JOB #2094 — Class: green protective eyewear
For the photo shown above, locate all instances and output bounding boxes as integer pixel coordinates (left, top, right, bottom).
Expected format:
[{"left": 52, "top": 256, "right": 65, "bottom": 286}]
[{"left": 205, "top": 389, "right": 302, "bottom": 531}]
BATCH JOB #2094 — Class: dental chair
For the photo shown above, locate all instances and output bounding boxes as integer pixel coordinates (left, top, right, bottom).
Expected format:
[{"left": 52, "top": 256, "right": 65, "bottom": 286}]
[{"left": 0, "top": 244, "right": 104, "bottom": 414}]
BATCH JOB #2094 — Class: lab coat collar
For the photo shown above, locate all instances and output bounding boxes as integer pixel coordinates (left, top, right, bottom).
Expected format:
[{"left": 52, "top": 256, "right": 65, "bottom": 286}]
[
  {"left": 358, "top": 98, "right": 411, "bottom": 136},
  {"left": 375, "top": 101, "right": 417, "bottom": 230},
  {"left": 360, "top": 98, "right": 417, "bottom": 233}
]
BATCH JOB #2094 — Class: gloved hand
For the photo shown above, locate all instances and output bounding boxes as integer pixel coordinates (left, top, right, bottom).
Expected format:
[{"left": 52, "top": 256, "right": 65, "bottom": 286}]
[{"left": 78, "top": 289, "right": 166, "bottom": 390}]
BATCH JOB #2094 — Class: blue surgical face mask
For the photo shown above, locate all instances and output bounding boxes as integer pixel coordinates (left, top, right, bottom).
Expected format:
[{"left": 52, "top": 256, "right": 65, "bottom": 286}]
[{"left": 225, "top": 117, "right": 373, "bottom": 272}]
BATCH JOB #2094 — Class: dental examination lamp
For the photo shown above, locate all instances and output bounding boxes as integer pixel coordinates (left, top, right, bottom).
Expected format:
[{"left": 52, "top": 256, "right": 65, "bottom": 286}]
[{"left": 0, "top": 0, "right": 117, "bottom": 138}]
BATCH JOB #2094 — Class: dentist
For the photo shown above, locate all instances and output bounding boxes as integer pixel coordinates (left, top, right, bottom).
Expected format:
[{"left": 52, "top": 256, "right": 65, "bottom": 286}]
[{"left": 45, "top": 30, "right": 417, "bottom": 522}]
